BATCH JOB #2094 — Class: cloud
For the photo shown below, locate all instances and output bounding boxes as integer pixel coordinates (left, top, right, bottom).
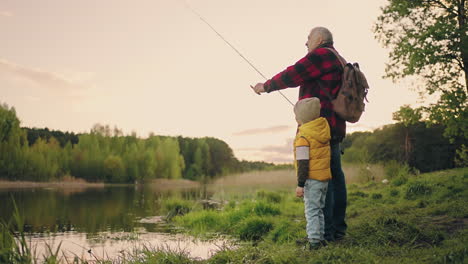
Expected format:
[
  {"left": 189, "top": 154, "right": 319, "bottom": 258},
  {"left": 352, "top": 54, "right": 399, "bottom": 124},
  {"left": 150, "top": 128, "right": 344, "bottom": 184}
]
[
  {"left": 0, "top": 11, "right": 13, "bottom": 17},
  {"left": 238, "top": 138, "right": 294, "bottom": 154},
  {"left": 259, "top": 140, "right": 294, "bottom": 155},
  {"left": 233, "top": 125, "right": 292, "bottom": 136},
  {"left": 0, "top": 59, "right": 86, "bottom": 92},
  {"left": 0, "top": 59, "right": 79, "bottom": 89},
  {"left": 262, "top": 153, "right": 293, "bottom": 164},
  {"left": 236, "top": 138, "right": 294, "bottom": 163}
]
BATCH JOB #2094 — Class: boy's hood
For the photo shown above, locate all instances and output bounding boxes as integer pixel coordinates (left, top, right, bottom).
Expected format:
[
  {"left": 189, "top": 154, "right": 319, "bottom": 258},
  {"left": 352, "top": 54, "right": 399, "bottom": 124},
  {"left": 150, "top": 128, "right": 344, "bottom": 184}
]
[{"left": 298, "top": 117, "right": 331, "bottom": 144}]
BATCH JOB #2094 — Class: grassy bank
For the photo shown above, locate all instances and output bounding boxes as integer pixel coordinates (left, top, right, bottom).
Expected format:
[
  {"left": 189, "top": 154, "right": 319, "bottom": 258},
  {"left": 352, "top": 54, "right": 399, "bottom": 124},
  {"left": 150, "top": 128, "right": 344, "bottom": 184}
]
[
  {"left": 165, "top": 167, "right": 468, "bottom": 263},
  {"left": 2, "top": 168, "right": 466, "bottom": 263}
]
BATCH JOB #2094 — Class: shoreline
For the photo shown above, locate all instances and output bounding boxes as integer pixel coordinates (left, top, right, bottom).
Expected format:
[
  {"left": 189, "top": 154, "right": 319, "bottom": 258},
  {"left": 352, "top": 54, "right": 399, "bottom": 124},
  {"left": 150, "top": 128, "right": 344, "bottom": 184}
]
[
  {"left": 0, "top": 169, "right": 295, "bottom": 190},
  {"left": 0, "top": 180, "right": 105, "bottom": 189},
  {"left": 0, "top": 178, "right": 201, "bottom": 189}
]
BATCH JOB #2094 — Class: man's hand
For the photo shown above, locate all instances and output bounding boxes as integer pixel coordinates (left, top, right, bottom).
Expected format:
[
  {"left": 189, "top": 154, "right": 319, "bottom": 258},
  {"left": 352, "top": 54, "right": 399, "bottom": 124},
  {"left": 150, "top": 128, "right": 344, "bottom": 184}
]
[
  {"left": 295, "top": 187, "right": 304, "bottom": 198},
  {"left": 250, "top": 83, "right": 265, "bottom": 95}
]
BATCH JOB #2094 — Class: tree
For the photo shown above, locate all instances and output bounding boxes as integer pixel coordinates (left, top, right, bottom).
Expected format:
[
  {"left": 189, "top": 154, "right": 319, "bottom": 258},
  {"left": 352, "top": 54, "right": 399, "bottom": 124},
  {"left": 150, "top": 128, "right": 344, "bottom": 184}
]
[
  {"left": 374, "top": 0, "right": 467, "bottom": 142},
  {"left": 23, "top": 127, "right": 79, "bottom": 147},
  {"left": 103, "top": 155, "right": 125, "bottom": 182},
  {"left": 393, "top": 105, "right": 422, "bottom": 163},
  {"left": 343, "top": 122, "right": 455, "bottom": 172},
  {"left": 0, "top": 104, "right": 29, "bottom": 179},
  {"left": 204, "top": 137, "right": 236, "bottom": 175}
]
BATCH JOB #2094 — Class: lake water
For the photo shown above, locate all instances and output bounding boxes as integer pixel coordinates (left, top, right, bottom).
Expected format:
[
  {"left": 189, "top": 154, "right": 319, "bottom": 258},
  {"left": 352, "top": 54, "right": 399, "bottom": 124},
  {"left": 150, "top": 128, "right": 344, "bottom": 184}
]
[{"left": 0, "top": 170, "right": 296, "bottom": 262}]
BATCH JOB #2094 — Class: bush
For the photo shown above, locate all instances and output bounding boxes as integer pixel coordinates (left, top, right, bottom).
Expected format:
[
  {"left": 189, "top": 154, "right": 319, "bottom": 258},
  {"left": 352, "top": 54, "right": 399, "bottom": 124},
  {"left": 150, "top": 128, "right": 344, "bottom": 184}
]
[
  {"left": 237, "top": 217, "right": 274, "bottom": 241},
  {"left": 389, "top": 189, "right": 400, "bottom": 197},
  {"left": 256, "top": 190, "right": 282, "bottom": 203},
  {"left": 349, "top": 191, "right": 368, "bottom": 198},
  {"left": 371, "top": 193, "right": 383, "bottom": 200},
  {"left": 251, "top": 201, "right": 281, "bottom": 216},
  {"left": 392, "top": 175, "right": 408, "bottom": 186},
  {"left": 103, "top": 155, "right": 126, "bottom": 182},
  {"left": 223, "top": 200, "right": 280, "bottom": 230},
  {"left": 162, "top": 198, "right": 195, "bottom": 220},
  {"left": 455, "top": 144, "right": 468, "bottom": 167},
  {"left": 385, "top": 161, "right": 414, "bottom": 185},
  {"left": 405, "top": 181, "right": 433, "bottom": 200},
  {"left": 268, "top": 219, "right": 304, "bottom": 244},
  {"left": 358, "top": 164, "right": 374, "bottom": 183},
  {"left": 175, "top": 210, "right": 223, "bottom": 234}
]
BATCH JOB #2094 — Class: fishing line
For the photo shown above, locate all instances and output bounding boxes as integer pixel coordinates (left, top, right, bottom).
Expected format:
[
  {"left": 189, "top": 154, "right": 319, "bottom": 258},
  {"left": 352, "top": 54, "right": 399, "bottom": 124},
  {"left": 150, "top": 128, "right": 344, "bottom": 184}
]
[{"left": 181, "top": 0, "right": 295, "bottom": 107}]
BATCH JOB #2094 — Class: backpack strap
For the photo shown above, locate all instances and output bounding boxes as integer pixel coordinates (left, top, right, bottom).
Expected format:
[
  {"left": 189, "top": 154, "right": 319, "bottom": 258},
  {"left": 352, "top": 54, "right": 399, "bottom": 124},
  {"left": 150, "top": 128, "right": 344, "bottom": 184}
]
[
  {"left": 317, "top": 81, "right": 334, "bottom": 101},
  {"left": 317, "top": 48, "right": 346, "bottom": 101},
  {"left": 324, "top": 48, "right": 347, "bottom": 67}
]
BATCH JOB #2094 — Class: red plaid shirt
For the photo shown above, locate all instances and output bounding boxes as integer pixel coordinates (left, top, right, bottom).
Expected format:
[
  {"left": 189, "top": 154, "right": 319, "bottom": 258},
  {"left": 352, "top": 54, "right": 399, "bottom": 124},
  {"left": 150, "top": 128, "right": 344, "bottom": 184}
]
[{"left": 264, "top": 44, "right": 346, "bottom": 142}]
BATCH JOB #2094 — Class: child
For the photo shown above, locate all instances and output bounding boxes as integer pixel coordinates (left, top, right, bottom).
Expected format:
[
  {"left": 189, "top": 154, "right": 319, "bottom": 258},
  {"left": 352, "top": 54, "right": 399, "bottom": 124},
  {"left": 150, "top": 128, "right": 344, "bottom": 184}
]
[{"left": 293, "top": 97, "right": 332, "bottom": 250}]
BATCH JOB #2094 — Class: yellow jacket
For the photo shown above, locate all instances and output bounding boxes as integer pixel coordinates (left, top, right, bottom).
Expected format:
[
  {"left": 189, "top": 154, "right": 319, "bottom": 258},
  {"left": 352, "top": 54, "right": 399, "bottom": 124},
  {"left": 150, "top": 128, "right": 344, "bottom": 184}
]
[{"left": 294, "top": 117, "right": 332, "bottom": 181}]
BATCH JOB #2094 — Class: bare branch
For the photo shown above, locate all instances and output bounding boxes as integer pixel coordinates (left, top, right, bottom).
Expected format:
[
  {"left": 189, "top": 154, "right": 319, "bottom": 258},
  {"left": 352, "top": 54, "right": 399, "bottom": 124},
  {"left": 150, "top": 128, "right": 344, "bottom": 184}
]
[
  {"left": 455, "top": 57, "right": 464, "bottom": 70},
  {"left": 422, "top": 0, "right": 458, "bottom": 16}
]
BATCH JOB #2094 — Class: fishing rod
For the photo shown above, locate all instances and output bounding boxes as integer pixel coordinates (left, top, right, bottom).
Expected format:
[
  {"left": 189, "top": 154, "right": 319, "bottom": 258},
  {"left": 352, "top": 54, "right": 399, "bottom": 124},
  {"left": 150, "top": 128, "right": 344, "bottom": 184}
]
[{"left": 181, "top": 0, "right": 295, "bottom": 107}]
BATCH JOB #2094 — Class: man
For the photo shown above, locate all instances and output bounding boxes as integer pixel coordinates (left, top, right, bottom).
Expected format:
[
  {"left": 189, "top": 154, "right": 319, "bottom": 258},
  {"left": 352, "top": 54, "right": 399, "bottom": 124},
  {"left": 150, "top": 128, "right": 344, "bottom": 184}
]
[{"left": 251, "top": 27, "right": 347, "bottom": 242}]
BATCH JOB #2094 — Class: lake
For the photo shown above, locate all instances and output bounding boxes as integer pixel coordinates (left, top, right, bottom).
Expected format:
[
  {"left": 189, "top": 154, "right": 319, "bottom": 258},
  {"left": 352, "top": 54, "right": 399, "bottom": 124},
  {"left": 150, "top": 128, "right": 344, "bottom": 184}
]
[
  {"left": 0, "top": 170, "right": 296, "bottom": 262},
  {"left": 0, "top": 165, "right": 383, "bottom": 262}
]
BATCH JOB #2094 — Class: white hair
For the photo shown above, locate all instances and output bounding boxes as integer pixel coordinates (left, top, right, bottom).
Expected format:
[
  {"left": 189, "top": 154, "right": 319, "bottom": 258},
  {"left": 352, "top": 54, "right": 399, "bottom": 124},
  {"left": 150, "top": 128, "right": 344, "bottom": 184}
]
[{"left": 310, "top": 27, "right": 333, "bottom": 45}]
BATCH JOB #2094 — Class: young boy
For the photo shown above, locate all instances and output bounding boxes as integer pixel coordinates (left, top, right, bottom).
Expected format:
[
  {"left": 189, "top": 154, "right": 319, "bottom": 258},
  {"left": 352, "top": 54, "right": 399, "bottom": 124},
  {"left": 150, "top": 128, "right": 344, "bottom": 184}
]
[{"left": 293, "top": 97, "right": 332, "bottom": 250}]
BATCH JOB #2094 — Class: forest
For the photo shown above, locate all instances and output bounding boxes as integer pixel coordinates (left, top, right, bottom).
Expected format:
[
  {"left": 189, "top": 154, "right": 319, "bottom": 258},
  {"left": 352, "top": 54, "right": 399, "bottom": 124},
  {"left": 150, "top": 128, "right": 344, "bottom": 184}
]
[
  {"left": 342, "top": 119, "right": 467, "bottom": 173},
  {"left": 0, "top": 103, "right": 288, "bottom": 183},
  {"left": 2, "top": 101, "right": 466, "bottom": 184}
]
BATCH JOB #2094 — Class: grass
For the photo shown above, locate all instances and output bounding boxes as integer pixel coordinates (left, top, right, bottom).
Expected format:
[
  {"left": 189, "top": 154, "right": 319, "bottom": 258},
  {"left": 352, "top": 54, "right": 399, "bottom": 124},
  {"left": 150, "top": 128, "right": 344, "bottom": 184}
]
[
  {"left": 2, "top": 167, "right": 467, "bottom": 263},
  {"left": 1, "top": 200, "right": 64, "bottom": 264},
  {"left": 171, "top": 167, "right": 468, "bottom": 263},
  {"left": 161, "top": 197, "right": 199, "bottom": 221}
]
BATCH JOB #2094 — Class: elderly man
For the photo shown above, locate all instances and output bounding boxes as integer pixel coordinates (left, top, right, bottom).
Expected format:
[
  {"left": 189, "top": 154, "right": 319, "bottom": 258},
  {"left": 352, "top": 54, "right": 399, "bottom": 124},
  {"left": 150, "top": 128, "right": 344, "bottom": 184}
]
[{"left": 251, "top": 27, "right": 347, "bottom": 242}]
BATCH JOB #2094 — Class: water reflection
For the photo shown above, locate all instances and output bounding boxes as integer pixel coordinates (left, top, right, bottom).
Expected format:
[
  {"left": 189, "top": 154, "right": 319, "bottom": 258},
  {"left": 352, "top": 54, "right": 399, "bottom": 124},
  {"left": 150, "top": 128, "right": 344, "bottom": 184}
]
[
  {"left": 0, "top": 170, "right": 296, "bottom": 234},
  {"left": 0, "top": 170, "right": 295, "bottom": 260},
  {"left": 0, "top": 185, "right": 213, "bottom": 233},
  {"left": 29, "top": 231, "right": 228, "bottom": 261}
]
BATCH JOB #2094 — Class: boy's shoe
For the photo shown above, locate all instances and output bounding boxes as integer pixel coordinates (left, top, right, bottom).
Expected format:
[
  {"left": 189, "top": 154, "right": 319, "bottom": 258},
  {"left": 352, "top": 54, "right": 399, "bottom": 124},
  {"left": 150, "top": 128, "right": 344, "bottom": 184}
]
[
  {"left": 295, "top": 236, "right": 309, "bottom": 246},
  {"left": 324, "top": 234, "right": 334, "bottom": 243}
]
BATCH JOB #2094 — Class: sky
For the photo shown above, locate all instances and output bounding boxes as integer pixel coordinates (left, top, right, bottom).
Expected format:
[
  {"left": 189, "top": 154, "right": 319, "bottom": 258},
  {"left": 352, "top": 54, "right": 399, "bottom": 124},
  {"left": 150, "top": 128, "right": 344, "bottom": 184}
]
[{"left": 1, "top": 0, "right": 427, "bottom": 163}]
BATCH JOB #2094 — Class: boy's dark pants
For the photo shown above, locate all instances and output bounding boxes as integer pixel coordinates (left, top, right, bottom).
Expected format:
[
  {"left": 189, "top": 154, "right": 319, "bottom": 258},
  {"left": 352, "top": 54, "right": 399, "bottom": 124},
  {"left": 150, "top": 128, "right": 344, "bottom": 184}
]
[{"left": 324, "top": 143, "right": 347, "bottom": 241}]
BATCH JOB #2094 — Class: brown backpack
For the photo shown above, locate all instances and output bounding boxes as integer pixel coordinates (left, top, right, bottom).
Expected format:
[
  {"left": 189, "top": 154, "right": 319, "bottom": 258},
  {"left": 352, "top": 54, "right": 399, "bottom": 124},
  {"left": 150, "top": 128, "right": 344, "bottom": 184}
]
[{"left": 319, "top": 48, "right": 369, "bottom": 123}]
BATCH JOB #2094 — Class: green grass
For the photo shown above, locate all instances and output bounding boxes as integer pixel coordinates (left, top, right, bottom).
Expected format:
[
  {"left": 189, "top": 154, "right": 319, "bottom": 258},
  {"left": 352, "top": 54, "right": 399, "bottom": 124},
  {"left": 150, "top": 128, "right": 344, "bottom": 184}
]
[
  {"left": 161, "top": 197, "right": 199, "bottom": 220},
  {"left": 3, "top": 167, "right": 467, "bottom": 263},
  {"left": 171, "top": 167, "right": 468, "bottom": 263}
]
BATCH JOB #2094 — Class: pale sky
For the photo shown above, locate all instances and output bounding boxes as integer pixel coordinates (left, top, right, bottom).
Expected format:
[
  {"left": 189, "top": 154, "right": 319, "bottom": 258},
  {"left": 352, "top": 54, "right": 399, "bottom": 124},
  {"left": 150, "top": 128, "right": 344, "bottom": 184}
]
[{"left": 1, "top": 0, "right": 426, "bottom": 163}]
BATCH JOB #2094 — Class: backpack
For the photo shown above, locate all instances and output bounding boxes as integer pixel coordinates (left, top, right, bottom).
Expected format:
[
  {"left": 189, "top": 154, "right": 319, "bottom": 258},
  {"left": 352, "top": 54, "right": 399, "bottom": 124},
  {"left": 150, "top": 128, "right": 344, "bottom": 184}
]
[{"left": 319, "top": 48, "right": 369, "bottom": 123}]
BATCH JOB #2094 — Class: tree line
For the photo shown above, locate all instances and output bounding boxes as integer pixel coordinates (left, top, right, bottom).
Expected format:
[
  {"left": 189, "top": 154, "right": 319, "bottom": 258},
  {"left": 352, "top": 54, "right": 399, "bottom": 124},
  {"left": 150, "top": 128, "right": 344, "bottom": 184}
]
[
  {"left": 0, "top": 103, "right": 290, "bottom": 183},
  {"left": 342, "top": 106, "right": 467, "bottom": 173}
]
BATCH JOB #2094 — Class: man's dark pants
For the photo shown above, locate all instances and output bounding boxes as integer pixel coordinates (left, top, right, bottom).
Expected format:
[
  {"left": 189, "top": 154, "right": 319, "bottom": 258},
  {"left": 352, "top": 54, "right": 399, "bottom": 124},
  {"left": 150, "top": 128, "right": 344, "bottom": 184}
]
[{"left": 324, "top": 143, "right": 347, "bottom": 241}]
